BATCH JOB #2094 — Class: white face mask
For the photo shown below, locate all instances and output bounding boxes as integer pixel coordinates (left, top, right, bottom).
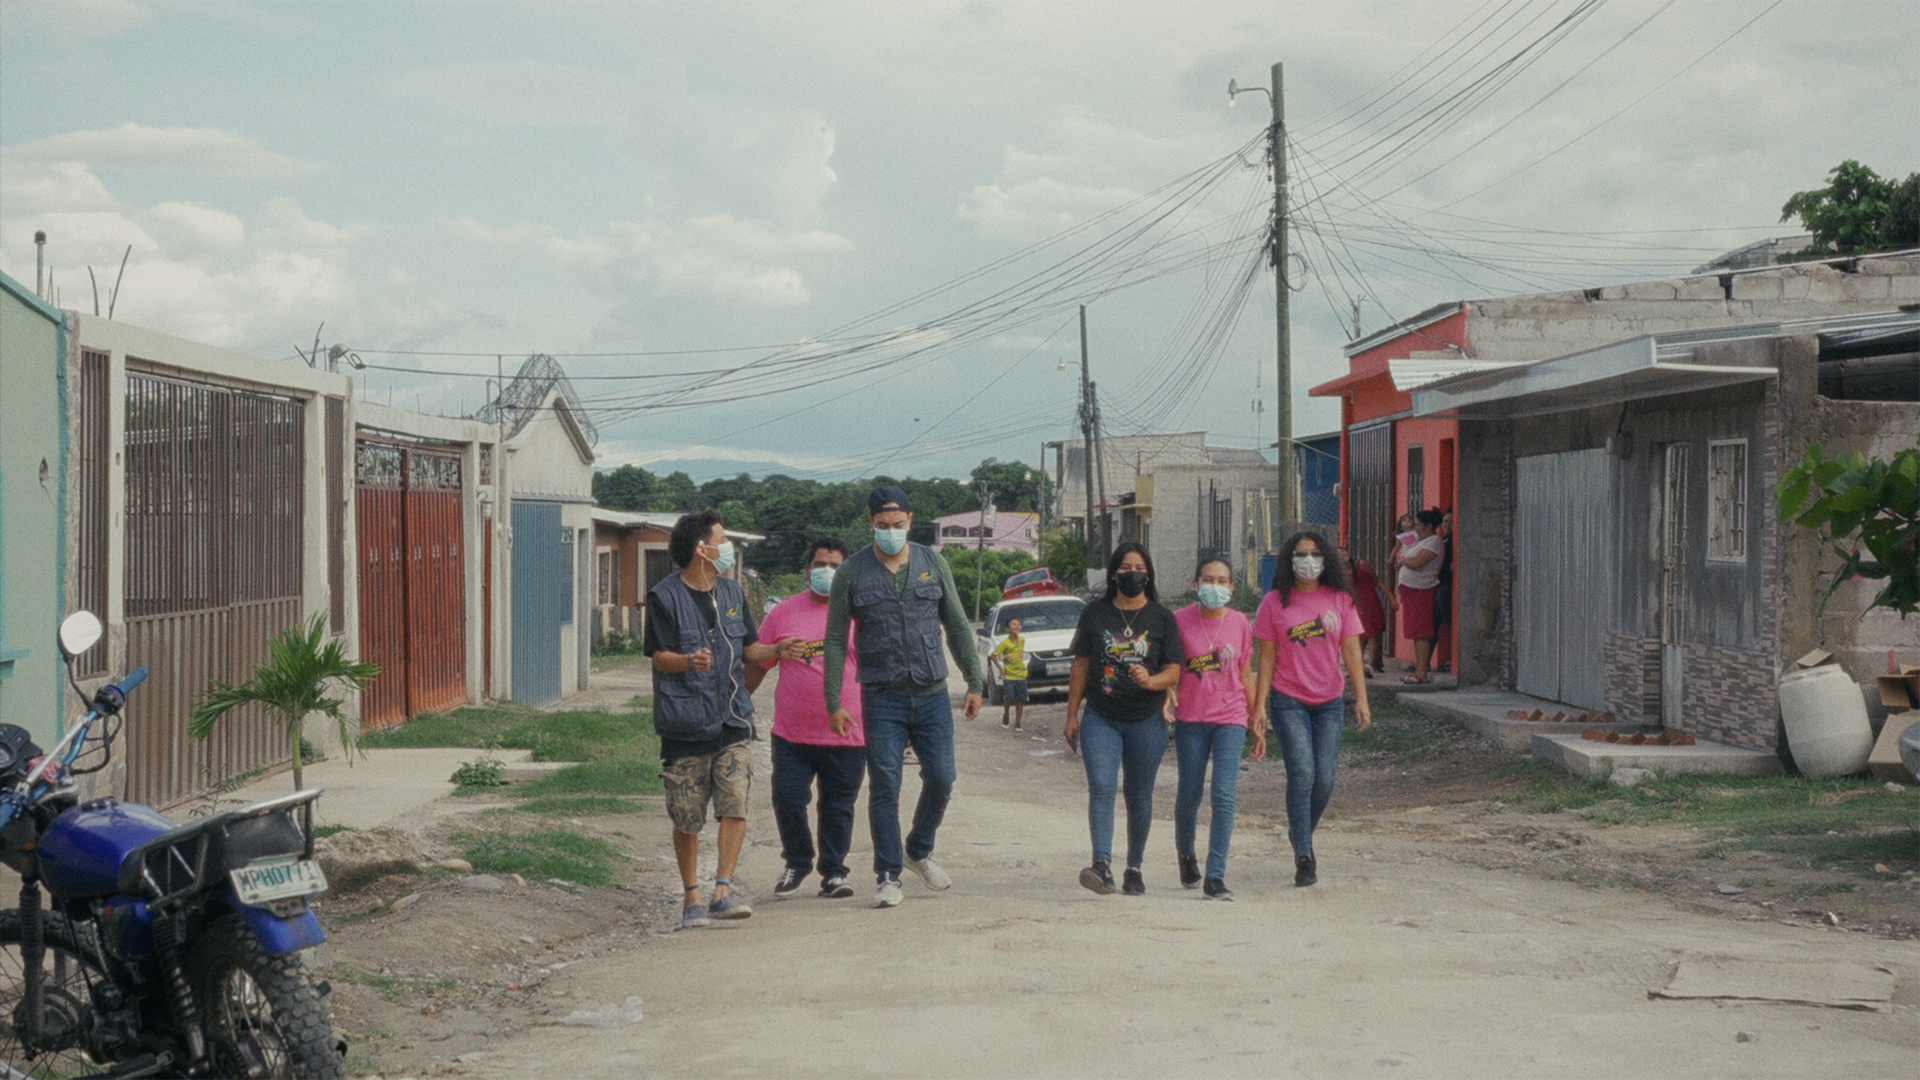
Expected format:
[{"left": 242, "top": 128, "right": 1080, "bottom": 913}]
[
  {"left": 1292, "top": 554, "right": 1324, "bottom": 581},
  {"left": 1196, "top": 583, "right": 1232, "bottom": 609},
  {"left": 706, "top": 539, "right": 736, "bottom": 573},
  {"left": 873, "top": 527, "right": 908, "bottom": 555},
  {"left": 808, "top": 565, "right": 836, "bottom": 595}
]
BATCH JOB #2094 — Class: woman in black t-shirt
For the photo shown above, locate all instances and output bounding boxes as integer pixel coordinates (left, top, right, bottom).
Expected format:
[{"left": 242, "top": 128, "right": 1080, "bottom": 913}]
[{"left": 1065, "top": 542, "right": 1184, "bottom": 896}]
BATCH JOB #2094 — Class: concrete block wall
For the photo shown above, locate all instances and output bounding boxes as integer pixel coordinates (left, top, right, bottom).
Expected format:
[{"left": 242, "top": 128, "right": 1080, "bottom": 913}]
[{"left": 1464, "top": 254, "right": 1920, "bottom": 364}]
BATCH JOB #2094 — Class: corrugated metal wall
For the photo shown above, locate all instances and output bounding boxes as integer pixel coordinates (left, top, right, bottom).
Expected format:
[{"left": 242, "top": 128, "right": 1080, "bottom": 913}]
[
  {"left": 355, "top": 438, "right": 468, "bottom": 728},
  {"left": 510, "top": 500, "right": 564, "bottom": 707},
  {"left": 1513, "top": 449, "right": 1612, "bottom": 709},
  {"left": 122, "top": 370, "right": 304, "bottom": 807}
]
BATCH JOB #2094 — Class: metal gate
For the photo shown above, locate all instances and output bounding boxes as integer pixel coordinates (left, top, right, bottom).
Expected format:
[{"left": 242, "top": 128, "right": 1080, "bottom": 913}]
[
  {"left": 122, "top": 371, "right": 303, "bottom": 807},
  {"left": 510, "top": 501, "right": 564, "bottom": 707},
  {"left": 1347, "top": 423, "right": 1395, "bottom": 647},
  {"left": 1514, "top": 450, "right": 1612, "bottom": 709},
  {"left": 356, "top": 437, "right": 468, "bottom": 728}
]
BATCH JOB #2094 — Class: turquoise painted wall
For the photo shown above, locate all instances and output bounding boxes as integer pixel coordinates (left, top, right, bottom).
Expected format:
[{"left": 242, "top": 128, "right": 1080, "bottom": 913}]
[{"left": 0, "top": 271, "right": 69, "bottom": 744}]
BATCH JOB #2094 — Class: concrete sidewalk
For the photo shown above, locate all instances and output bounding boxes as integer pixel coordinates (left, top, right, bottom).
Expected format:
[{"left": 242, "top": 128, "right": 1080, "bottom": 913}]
[
  {"left": 1401, "top": 688, "right": 1784, "bottom": 776},
  {"left": 225, "top": 746, "right": 533, "bottom": 831}
]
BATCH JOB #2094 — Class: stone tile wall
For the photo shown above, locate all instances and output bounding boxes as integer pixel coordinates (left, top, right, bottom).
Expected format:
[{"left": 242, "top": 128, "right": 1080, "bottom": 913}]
[
  {"left": 1680, "top": 641, "right": 1782, "bottom": 752},
  {"left": 1602, "top": 633, "right": 1660, "bottom": 724}
]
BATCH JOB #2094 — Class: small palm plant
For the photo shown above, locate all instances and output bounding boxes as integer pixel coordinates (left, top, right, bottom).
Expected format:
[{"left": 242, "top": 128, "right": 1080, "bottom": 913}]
[{"left": 190, "top": 613, "right": 380, "bottom": 790}]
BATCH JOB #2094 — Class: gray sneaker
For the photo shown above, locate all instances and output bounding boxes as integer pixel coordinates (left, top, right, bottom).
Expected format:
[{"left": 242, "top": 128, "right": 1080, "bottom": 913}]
[
  {"left": 873, "top": 877, "right": 904, "bottom": 907},
  {"left": 906, "top": 856, "right": 952, "bottom": 890},
  {"left": 681, "top": 903, "right": 711, "bottom": 929},
  {"left": 710, "top": 892, "right": 752, "bottom": 920}
]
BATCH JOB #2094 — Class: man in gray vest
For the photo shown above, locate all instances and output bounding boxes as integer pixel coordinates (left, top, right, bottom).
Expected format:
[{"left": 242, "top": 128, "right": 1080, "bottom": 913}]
[
  {"left": 645, "top": 509, "right": 785, "bottom": 929},
  {"left": 825, "top": 485, "right": 984, "bottom": 908}
]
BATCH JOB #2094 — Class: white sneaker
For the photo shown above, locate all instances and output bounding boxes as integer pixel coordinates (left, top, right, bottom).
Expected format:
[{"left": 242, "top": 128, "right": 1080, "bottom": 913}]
[
  {"left": 873, "top": 878, "right": 904, "bottom": 908},
  {"left": 906, "top": 856, "right": 952, "bottom": 891}
]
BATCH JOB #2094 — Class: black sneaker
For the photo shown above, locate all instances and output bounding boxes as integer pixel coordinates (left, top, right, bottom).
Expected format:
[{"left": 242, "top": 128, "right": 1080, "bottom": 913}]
[
  {"left": 1002, "top": 714, "right": 1011, "bottom": 728},
  {"left": 1078, "top": 861, "right": 1116, "bottom": 895},
  {"left": 818, "top": 875, "right": 854, "bottom": 899},
  {"left": 1178, "top": 854, "right": 1201, "bottom": 889},
  {"left": 1294, "top": 854, "right": 1317, "bottom": 887},
  {"left": 1203, "top": 877, "right": 1234, "bottom": 901},
  {"left": 773, "top": 867, "right": 806, "bottom": 897},
  {"left": 1122, "top": 867, "right": 1145, "bottom": 896}
]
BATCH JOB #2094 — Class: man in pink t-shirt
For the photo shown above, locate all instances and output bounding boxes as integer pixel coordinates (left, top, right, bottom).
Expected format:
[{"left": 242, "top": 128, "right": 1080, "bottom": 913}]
[
  {"left": 1253, "top": 532, "right": 1373, "bottom": 890},
  {"left": 752, "top": 538, "right": 865, "bottom": 900}
]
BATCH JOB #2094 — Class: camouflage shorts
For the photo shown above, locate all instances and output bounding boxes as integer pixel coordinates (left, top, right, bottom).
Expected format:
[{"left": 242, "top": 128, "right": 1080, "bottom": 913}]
[{"left": 661, "top": 740, "right": 753, "bottom": 834}]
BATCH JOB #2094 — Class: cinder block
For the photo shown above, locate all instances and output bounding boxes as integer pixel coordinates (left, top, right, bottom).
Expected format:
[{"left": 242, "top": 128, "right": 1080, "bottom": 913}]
[
  {"left": 1857, "top": 258, "right": 1919, "bottom": 275},
  {"left": 1839, "top": 275, "right": 1892, "bottom": 301},
  {"left": 1731, "top": 274, "right": 1783, "bottom": 301},
  {"left": 1623, "top": 280, "right": 1677, "bottom": 301},
  {"left": 1676, "top": 277, "right": 1724, "bottom": 300},
  {"left": 1889, "top": 275, "right": 1920, "bottom": 300},
  {"left": 1600, "top": 285, "right": 1629, "bottom": 301},
  {"left": 1780, "top": 274, "right": 1812, "bottom": 301}
]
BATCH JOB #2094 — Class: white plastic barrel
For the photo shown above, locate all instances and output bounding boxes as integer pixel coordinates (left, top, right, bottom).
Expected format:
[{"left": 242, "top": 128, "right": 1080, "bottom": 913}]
[{"left": 1777, "top": 665, "right": 1874, "bottom": 778}]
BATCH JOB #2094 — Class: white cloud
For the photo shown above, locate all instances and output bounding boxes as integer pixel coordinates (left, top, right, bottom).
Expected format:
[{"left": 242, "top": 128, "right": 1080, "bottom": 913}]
[
  {"left": 597, "top": 440, "right": 866, "bottom": 477},
  {"left": 447, "top": 212, "right": 852, "bottom": 308},
  {"left": 382, "top": 60, "right": 631, "bottom": 128},
  {"left": 145, "top": 201, "right": 245, "bottom": 255},
  {"left": 14, "top": 0, "right": 152, "bottom": 44},
  {"left": 5, "top": 124, "right": 321, "bottom": 177}
]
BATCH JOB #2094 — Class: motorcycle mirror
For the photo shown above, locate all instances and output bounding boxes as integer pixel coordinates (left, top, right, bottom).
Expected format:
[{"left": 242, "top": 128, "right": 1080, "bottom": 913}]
[{"left": 58, "top": 611, "right": 103, "bottom": 659}]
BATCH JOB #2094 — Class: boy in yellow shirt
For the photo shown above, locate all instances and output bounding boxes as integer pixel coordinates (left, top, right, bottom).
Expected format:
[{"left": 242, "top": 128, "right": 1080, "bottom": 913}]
[{"left": 989, "top": 618, "right": 1030, "bottom": 731}]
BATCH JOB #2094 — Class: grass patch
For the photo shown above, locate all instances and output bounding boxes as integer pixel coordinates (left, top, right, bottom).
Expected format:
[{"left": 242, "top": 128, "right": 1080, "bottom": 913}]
[
  {"left": 517, "top": 758, "right": 659, "bottom": 796},
  {"left": 493, "top": 795, "right": 648, "bottom": 817},
  {"left": 312, "top": 824, "right": 356, "bottom": 840},
  {"left": 1493, "top": 771, "right": 1920, "bottom": 874},
  {"left": 331, "top": 962, "right": 460, "bottom": 1003},
  {"left": 456, "top": 829, "right": 625, "bottom": 887},
  {"left": 359, "top": 702, "right": 663, "bottom": 796},
  {"left": 1787, "top": 880, "right": 1859, "bottom": 899}
]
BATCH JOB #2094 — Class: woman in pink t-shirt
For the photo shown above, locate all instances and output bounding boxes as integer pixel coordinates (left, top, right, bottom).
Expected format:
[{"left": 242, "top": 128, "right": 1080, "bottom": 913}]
[
  {"left": 1252, "top": 531, "right": 1373, "bottom": 888},
  {"left": 1167, "top": 556, "right": 1259, "bottom": 900}
]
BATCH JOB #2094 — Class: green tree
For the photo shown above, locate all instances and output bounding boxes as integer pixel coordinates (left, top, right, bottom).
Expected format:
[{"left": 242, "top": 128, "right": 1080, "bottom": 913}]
[
  {"left": 1780, "top": 160, "right": 1920, "bottom": 258},
  {"left": 190, "top": 613, "right": 380, "bottom": 791},
  {"left": 1776, "top": 439, "right": 1920, "bottom": 617},
  {"left": 969, "top": 458, "right": 1050, "bottom": 514},
  {"left": 940, "top": 547, "right": 1040, "bottom": 621},
  {"left": 1040, "top": 526, "right": 1089, "bottom": 589}
]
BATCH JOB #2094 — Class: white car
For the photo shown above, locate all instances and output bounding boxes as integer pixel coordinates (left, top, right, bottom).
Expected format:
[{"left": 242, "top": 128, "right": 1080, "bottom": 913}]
[{"left": 976, "top": 595, "right": 1085, "bottom": 704}]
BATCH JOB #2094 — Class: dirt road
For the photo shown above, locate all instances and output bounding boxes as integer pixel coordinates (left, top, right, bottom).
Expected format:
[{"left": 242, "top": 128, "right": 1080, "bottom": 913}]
[{"left": 423, "top": 691, "right": 1916, "bottom": 1079}]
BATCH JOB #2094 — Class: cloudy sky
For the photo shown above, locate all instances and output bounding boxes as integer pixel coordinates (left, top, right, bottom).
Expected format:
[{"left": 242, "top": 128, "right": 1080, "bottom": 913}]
[{"left": 3, "top": 0, "right": 1915, "bottom": 481}]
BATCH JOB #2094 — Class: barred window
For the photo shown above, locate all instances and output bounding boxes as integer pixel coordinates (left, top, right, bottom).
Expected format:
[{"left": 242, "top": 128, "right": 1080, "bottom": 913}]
[{"left": 1707, "top": 440, "right": 1747, "bottom": 562}]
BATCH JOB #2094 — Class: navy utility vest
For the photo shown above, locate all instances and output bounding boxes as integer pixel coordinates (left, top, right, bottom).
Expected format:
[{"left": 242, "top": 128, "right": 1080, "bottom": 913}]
[
  {"left": 649, "top": 572, "right": 755, "bottom": 742},
  {"left": 846, "top": 542, "right": 949, "bottom": 686}
]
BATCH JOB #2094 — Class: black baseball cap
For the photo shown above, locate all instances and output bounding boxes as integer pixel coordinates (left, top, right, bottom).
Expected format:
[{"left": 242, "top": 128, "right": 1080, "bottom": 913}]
[{"left": 869, "top": 485, "right": 911, "bottom": 515}]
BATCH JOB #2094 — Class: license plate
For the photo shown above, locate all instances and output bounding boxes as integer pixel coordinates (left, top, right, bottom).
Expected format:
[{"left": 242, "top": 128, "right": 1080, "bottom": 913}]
[
  {"left": 230, "top": 857, "right": 327, "bottom": 906},
  {"left": 1047, "top": 660, "right": 1071, "bottom": 677}
]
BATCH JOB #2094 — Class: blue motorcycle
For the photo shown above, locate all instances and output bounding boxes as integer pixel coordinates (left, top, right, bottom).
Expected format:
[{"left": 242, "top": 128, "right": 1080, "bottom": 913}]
[{"left": 0, "top": 612, "right": 344, "bottom": 1078}]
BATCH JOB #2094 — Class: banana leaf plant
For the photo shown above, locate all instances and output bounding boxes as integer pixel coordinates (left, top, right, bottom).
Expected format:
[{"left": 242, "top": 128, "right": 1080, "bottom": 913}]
[
  {"left": 190, "top": 613, "right": 381, "bottom": 790},
  {"left": 1777, "top": 438, "right": 1920, "bottom": 617}
]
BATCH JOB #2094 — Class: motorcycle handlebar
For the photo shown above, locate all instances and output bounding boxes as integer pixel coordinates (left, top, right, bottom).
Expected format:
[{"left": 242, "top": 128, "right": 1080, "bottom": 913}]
[
  {"left": 112, "top": 667, "right": 148, "bottom": 698},
  {"left": 92, "top": 666, "right": 148, "bottom": 716}
]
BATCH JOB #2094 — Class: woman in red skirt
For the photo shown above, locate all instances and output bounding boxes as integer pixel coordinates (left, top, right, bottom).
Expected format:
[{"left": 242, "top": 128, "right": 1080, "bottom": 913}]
[{"left": 1395, "top": 509, "right": 1446, "bottom": 684}]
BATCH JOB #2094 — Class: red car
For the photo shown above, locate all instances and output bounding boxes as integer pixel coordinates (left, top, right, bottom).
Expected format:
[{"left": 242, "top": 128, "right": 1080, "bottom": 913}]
[{"left": 1000, "top": 567, "right": 1064, "bottom": 599}]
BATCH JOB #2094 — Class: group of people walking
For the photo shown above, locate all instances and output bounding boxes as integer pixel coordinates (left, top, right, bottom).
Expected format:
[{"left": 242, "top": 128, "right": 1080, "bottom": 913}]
[{"left": 644, "top": 484, "right": 1374, "bottom": 929}]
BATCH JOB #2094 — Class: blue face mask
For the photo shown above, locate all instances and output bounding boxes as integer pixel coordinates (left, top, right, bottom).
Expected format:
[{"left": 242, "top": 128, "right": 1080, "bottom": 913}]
[
  {"left": 873, "top": 527, "right": 908, "bottom": 556},
  {"left": 707, "top": 539, "right": 736, "bottom": 574},
  {"left": 809, "top": 565, "right": 836, "bottom": 595},
  {"left": 1197, "top": 583, "right": 1232, "bottom": 610}
]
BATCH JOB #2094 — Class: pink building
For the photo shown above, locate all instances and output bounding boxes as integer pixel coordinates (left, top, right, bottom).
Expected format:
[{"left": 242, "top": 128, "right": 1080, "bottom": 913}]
[{"left": 932, "top": 510, "right": 1039, "bottom": 558}]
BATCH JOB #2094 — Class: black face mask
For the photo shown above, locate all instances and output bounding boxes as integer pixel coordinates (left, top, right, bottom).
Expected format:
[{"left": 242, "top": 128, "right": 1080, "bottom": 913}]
[{"left": 1114, "top": 571, "right": 1149, "bottom": 598}]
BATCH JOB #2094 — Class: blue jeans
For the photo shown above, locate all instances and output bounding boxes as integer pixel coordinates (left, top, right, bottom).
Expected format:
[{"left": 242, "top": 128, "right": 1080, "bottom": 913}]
[
  {"left": 770, "top": 735, "right": 867, "bottom": 881},
  {"left": 1079, "top": 707, "right": 1168, "bottom": 868},
  {"left": 1173, "top": 721, "right": 1246, "bottom": 880},
  {"left": 1268, "top": 692, "right": 1345, "bottom": 857},
  {"left": 862, "top": 688, "right": 957, "bottom": 881}
]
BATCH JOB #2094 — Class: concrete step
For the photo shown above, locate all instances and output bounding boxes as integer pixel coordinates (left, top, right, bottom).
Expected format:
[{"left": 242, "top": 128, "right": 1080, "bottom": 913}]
[
  {"left": 1399, "top": 690, "right": 1637, "bottom": 752},
  {"left": 1531, "top": 731, "right": 1783, "bottom": 778},
  {"left": 498, "top": 761, "right": 580, "bottom": 784}
]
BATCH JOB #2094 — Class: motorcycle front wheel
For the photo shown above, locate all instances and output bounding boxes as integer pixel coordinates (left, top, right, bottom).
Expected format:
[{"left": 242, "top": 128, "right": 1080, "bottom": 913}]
[
  {"left": 0, "top": 908, "right": 109, "bottom": 1079},
  {"left": 185, "top": 913, "right": 344, "bottom": 1080}
]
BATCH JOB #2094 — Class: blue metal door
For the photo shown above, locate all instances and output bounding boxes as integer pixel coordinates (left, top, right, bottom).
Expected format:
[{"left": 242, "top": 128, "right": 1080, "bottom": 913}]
[{"left": 511, "top": 501, "right": 563, "bottom": 706}]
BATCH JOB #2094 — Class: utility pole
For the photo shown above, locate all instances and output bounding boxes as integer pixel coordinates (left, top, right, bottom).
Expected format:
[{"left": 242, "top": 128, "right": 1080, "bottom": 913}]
[
  {"left": 973, "top": 481, "right": 994, "bottom": 622},
  {"left": 1269, "top": 61, "right": 1295, "bottom": 529},
  {"left": 1078, "top": 304, "right": 1099, "bottom": 578}
]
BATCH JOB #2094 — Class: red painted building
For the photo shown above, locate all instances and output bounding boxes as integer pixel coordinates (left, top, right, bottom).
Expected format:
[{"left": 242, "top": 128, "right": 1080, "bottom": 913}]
[{"left": 1309, "top": 302, "right": 1465, "bottom": 666}]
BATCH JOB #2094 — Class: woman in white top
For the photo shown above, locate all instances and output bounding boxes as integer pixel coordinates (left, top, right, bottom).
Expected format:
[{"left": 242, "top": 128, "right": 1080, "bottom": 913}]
[{"left": 1395, "top": 508, "right": 1446, "bottom": 684}]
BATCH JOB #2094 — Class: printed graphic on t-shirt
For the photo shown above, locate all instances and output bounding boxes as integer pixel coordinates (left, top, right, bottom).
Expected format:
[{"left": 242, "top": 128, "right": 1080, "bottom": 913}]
[
  {"left": 1286, "top": 609, "right": 1341, "bottom": 647},
  {"left": 793, "top": 639, "right": 825, "bottom": 662},
  {"left": 1099, "top": 630, "right": 1149, "bottom": 694},
  {"left": 1186, "top": 650, "right": 1223, "bottom": 675}
]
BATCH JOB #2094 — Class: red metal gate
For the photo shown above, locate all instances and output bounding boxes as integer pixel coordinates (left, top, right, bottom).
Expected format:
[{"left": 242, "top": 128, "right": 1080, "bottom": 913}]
[{"left": 356, "top": 437, "right": 467, "bottom": 728}]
